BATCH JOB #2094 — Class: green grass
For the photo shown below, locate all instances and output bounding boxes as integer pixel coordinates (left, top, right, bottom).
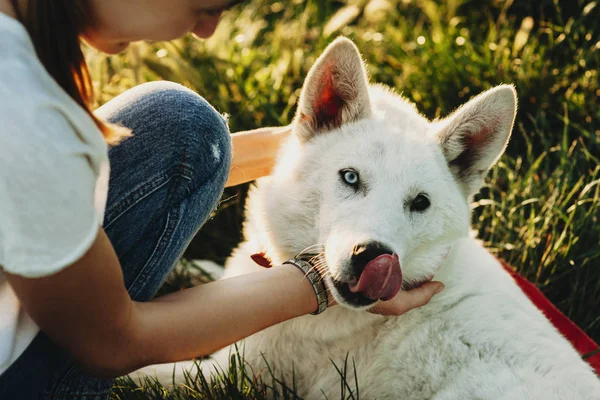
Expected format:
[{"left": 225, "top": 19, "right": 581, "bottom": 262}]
[{"left": 87, "top": 0, "right": 600, "bottom": 398}]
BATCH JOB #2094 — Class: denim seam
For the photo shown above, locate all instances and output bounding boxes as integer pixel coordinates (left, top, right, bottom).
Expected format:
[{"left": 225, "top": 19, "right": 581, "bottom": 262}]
[
  {"left": 127, "top": 201, "right": 181, "bottom": 299},
  {"left": 104, "top": 172, "right": 169, "bottom": 228},
  {"left": 126, "top": 156, "right": 229, "bottom": 299},
  {"left": 104, "top": 167, "right": 193, "bottom": 230}
]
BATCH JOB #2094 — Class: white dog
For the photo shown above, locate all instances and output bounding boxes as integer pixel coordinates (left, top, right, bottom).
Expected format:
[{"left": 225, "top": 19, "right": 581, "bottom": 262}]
[{"left": 138, "top": 37, "right": 600, "bottom": 399}]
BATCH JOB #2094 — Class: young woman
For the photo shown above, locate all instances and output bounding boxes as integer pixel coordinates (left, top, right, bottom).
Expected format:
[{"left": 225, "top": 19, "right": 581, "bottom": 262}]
[{"left": 0, "top": 0, "right": 445, "bottom": 398}]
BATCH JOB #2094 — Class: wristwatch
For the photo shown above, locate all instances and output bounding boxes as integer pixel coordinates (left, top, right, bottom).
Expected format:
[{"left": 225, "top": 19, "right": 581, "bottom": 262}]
[{"left": 283, "top": 253, "right": 329, "bottom": 315}]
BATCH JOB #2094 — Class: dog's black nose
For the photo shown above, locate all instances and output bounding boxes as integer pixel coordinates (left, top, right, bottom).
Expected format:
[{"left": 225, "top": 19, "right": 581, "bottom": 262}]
[{"left": 350, "top": 241, "right": 394, "bottom": 278}]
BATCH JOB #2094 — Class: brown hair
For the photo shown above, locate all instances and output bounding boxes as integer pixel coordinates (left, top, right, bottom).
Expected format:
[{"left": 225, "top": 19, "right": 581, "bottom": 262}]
[{"left": 11, "top": 0, "right": 129, "bottom": 145}]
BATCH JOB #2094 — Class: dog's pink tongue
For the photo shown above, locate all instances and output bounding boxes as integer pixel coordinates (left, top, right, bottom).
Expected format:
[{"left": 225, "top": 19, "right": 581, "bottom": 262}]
[{"left": 348, "top": 254, "right": 402, "bottom": 300}]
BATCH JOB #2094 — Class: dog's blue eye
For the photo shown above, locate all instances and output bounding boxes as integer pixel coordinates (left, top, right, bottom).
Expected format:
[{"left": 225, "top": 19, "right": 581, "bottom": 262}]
[
  {"left": 410, "top": 193, "right": 431, "bottom": 212},
  {"left": 340, "top": 169, "right": 359, "bottom": 187}
]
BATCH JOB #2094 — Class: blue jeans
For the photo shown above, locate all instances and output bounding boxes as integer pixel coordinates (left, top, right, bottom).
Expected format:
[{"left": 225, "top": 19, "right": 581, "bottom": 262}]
[{"left": 0, "top": 81, "right": 232, "bottom": 399}]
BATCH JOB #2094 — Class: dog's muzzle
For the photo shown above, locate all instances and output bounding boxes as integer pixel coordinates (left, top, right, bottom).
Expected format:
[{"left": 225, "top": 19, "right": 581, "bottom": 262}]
[{"left": 332, "top": 241, "right": 403, "bottom": 307}]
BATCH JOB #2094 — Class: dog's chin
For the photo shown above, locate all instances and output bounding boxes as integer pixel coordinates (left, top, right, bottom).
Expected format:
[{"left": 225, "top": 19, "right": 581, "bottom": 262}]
[
  {"left": 399, "top": 246, "right": 451, "bottom": 290},
  {"left": 331, "top": 280, "right": 378, "bottom": 309}
]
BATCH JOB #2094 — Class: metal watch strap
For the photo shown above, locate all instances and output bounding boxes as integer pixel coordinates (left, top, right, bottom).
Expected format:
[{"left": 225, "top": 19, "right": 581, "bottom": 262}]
[{"left": 283, "top": 255, "right": 328, "bottom": 315}]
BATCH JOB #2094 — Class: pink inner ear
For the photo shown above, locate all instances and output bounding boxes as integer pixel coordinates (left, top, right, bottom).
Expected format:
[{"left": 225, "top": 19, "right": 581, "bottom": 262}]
[
  {"left": 312, "top": 64, "right": 344, "bottom": 129},
  {"left": 316, "top": 76, "right": 343, "bottom": 117},
  {"left": 467, "top": 126, "right": 491, "bottom": 148},
  {"left": 466, "top": 114, "right": 502, "bottom": 149}
]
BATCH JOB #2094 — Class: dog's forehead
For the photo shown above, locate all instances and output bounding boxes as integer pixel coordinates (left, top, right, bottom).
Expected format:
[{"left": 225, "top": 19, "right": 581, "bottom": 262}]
[
  {"left": 306, "top": 87, "right": 446, "bottom": 180},
  {"left": 308, "top": 118, "right": 449, "bottom": 194},
  {"left": 329, "top": 116, "right": 435, "bottom": 161},
  {"left": 306, "top": 124, "right": 444, "bottom": 197}
]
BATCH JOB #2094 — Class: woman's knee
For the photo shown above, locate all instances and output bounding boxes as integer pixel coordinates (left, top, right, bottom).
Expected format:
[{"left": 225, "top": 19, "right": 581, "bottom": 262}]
[
  {"left": 100, "top": 81, "right": 232, "bottom": 199},
  {"left": 141, "top": 81, "right": 232, "bottom": 193}
]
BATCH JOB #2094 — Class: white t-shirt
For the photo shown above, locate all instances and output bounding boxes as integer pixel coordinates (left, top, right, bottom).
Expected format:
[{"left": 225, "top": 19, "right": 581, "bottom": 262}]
[{"left": 0, "top": 13, "right": 110, "bottom": 375}]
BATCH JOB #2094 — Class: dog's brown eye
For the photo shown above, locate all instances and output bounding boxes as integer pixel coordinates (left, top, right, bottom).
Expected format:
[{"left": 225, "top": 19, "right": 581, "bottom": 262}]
[{"left": 410, "top": 194, "right": 430, "bottom": 212}]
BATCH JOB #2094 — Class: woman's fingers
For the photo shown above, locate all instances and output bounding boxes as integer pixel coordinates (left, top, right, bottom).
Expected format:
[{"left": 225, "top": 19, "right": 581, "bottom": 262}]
[{"left": 369, "top": 281, "right": 445, "bottom": 316}]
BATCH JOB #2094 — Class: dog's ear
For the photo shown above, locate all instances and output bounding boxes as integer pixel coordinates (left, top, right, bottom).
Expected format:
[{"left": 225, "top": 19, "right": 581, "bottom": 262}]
[
  {"left": 293, "top": 37, "right": 371, "bottom": 141},
  {"left": 436, "top": 85, "right": 517, "bottom": 197}
]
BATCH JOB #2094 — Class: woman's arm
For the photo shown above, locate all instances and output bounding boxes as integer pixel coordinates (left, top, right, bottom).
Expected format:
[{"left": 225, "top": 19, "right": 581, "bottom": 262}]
[
  {"left": 6, "top": 227, "right": 442, "bottom": 379},
  {"left": 226, "top": 125, "right": 291, "bottom": 187},
  {"left": 5, "top": 228, "right": 316, "bottom": 378}
]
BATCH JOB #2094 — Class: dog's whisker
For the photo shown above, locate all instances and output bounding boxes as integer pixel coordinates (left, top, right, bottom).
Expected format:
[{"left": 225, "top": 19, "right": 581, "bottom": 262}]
[
  {"left": 305, "top": 266, "right": 318, "bottom": 277},
  {"left": 301, "top": 243, "right": 324, "bottom": 252},
  {"left": 297, "top": 244, "right": 326, "bottom": 256},
  {"left": 311, "top": 255, "right": 326, "bottom": 263},
  {"left": 305, "top": 264, "right": 330, "bottom": 280},
  {"left": 313, "top": 264, "right": 329, "bottom": 275},
  {"left": 332, "top": 271, "right": 344, "bottom": 282},
  {"left": 310, "top": 258, "right": 328, "bottom": 269},
  {"left": 304, "top": 263, "right": 327, "bottom": 276}
]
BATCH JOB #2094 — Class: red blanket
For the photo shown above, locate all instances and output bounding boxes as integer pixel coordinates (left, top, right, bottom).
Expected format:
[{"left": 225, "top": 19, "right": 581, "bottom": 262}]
[{"left": 500, "top": 261, "right": 600, "bottom": 375}]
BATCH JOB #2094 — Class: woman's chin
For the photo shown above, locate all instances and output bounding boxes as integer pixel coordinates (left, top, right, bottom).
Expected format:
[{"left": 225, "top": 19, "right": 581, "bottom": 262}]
[
  {"left": 103, "top": 42, "right": 131, "bottom": 54},
  {"left": 83, "top": 35, "right": 130, "bottom": 54},
  {"left": 191, "top": 14, "right": 222, "bottom": 39}
]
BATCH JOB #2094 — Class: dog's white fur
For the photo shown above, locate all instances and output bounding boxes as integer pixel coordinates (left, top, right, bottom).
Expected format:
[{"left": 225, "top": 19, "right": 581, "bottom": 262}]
[{"left": 135, "top": 38, "right": 600, "bottom": 399}]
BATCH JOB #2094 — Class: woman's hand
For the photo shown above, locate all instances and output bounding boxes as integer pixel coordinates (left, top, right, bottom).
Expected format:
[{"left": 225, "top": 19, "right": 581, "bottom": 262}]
[
  {"left": 324, "top": 281, "right": 444, "bottom": 316},
  {"left": 368, "top": 282, "right": 444, "bottom": 316},
  {"left": 226, "top": 125, "right": 292, "bottom": 187}
]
